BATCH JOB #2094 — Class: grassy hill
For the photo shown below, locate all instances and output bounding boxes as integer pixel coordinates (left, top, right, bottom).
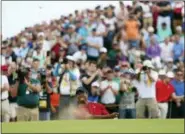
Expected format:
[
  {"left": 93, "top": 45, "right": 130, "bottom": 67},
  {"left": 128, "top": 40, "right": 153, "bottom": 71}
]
[{"left": 2, "top": 119, "right": 184, "bottom": 133}]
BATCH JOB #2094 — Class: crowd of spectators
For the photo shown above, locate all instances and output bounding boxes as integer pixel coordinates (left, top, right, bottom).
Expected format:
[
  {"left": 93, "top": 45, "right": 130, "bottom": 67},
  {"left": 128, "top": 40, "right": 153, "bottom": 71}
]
[{"left": 1, "top": 1, "right": 184, "bottom": 122}]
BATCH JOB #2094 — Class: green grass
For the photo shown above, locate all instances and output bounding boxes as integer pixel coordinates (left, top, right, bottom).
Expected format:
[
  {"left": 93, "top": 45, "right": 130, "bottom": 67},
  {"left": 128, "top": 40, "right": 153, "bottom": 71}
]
[{"left": 2, "top": 119, "right": 184, "bottom": 133}]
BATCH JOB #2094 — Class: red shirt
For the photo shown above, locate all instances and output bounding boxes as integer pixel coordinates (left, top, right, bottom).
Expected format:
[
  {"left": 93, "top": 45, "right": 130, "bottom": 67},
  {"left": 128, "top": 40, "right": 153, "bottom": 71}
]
[
  {"left": 83, "top": 102, "right": 109, "bottom": 116},
  {"left": 156, "top": 80, "right": 175, "bottom": 102},
  {"left": 51, "top": 43, "right": 61, "bottom": 58}
]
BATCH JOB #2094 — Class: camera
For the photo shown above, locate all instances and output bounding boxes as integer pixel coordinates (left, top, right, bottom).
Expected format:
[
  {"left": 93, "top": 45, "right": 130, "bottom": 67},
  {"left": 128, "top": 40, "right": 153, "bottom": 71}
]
[
  {"left": 142, "top": 66, "right": 148, "bottom": 71},
  {"left": 39, "top": 68, "right": 46, "bottom": 85},
  {"left": 17, "top": 67, "right": 30, "bottom": 84}
]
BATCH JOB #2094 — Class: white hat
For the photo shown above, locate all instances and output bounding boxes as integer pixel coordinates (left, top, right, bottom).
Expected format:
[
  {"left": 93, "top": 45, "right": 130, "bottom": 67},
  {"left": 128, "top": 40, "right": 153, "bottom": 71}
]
[
  {"left": 148, "top": 26, "right": 154, "bottom": 33},
  {"left": 176, "top": 26, "right": 182, "bottom": 32},
  {"left": 143, "top": 60, "right": 154, "bottom": 69},
  {"left": 158, "top": 69, "right": 166, "bottom": 75},
  {"left": 135, "top": 68, "right": 140, "bottom": 74},
  {"left": 166, "top": 57, "right": 173, "bottom": 62},
  {"left": 91, "top": 81, "right": 100, "bottom": 87},
  {"left": 100, "top": 47, "right": 107, "bottom": 53},
  {"left": 20, "top": 38, "right": 27, "bottom": 43},
  {"left": 66, "top": 55, "right": 76, "bottom": 62},
  {"left": 37, "top": 32, "right": 45, "bottom": 37},
  {"left": 166, "top": 71, "right": 174, "bottom": 78}
]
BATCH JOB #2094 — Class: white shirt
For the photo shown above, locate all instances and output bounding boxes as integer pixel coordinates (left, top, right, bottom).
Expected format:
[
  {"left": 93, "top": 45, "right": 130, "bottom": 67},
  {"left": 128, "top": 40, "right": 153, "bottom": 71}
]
[
  {"left": 0, "top": 55, "right": 6, "bottom": 65},
  {"left": 73, "top": 51, "right": 87, "bottom": 63},
  {"left": 104, "top": 17, "right": 117, "bottom": 31},
  {"left": 59, "top": 73, "right": 71, "bottom": 95},
  {"left": 139, "top": 2, "right": 152, "bottom": 18},
  {"left": 1, "top": 75, "right": 9, "bottom": 100},
  {"left": 96, "top": 22, "right": 106, "bottom": 35},
  {"left": 87, "top": 36, "right": 103, "bottom": 57},
  {"left": 133, "top": 71, "right": 158, "bottom": 99},
  {"left": 100, "top": 80, "right": 119, "bottom": 104},
  {"left": 42, "top": 40, "right": 51, "bottom": 54},
  {"left": 159, "top": 42, "right": 174, "bottom": 62}
]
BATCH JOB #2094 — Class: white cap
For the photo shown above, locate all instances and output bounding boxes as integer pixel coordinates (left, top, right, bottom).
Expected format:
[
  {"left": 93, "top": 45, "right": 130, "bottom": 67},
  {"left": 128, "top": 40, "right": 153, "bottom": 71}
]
[
  {"left": 166, "top": 71, "right": 174, "bottom": 78},
  {"left": 148, "top": 26, "right": 154, "bottom": 33},
  {"left": 158, "top": 69, "right": 166, "bottom": 75},
  {"left": 37, "top": 32, "right": 45, "bottom": 37},
  {"left": 91, "top": 81, "right": 100, "bottom": 87},
  {"left": 100, "top": 15, "right": 105, "bottom": 20},
  {"left": 166, "top": 57, "right": 173, "bottom": 62},
  {"left": 143, "top": 60, "right": 154, "bottom": 69},
  {"left": 66, "top": 55, "right": 76, "bottom": 62},
  {"left": 100, "top": 47, "right": 107, "bottom": 53},
  {"left": 135, "top": 68, "right": 140, "bottom": 74},
  {"left": 176, "top": 26, "right": 182, "bottom": 32},
  {"left": 20, "top": 38, "right": 27, "bottom": 43}
]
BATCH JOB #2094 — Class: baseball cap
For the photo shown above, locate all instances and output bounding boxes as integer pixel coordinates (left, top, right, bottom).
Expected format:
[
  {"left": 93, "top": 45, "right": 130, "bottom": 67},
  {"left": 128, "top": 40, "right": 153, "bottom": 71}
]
[
  {"left": 143, "top": 60, "right": 154, "bottom": 69},
  {"left": 91, "top": 81, "right": 100, "bottom": 87},
  {"left": 166, "top": 71, "right": 174, "bottom": 78},
  {"left": 148, "top": 26, "right": 154, "bottom": 33},
  {"left": 66, "top": 55, "right": 76, "bottom": 62},
  {"left": 176, "top": 26, "right": 182, "bottom": 32},
  {"left": 76, "top": 87, "right": 88, "bottom": 95},
  {"left": 100, "top": 47, "right": 107, "bottom": 53},
  {"left": 158, "top": 69, "right": 166, "bottom": 75}
]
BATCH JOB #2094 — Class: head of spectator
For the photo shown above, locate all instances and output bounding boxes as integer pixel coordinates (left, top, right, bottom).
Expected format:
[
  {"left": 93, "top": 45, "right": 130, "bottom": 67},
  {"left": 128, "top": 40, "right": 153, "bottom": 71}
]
[
  {"left": 88, "top": 61, "right": 97, "bottom": 73},
  {"left": 142, "top": 60, "right": 154, "bottom": 72},
  {"left": 174, "top": 69, "right": 184, "bottom": 82},
  {"left": 66, "top": 55, "right": 76, "bottom": 69},
  {"left": 32, "top": 58, "right": 40, "bottom": 71},
  {"left": 1, "top": 44, "right": 7, "bottom": 56},
  {"left": 8, "top": 62, "right": 17, "bottom": 75},
  {"left": 20, "top": 38, "right": 27, "bottom": 48},
  {"left": 176, "top": 26, "right": 182, "bottom": 36},
  {"left": 158, "top": 69, "right": 166, "bottom": 80},
  {"left": 37, "top": 32, "right": 45, "bottom": 41},
  {"left": 99, "top": 47, "right": 107, "bottom": 57},
  {"left": 164, "top": 71, "right": 174, "bottom": 84},
  {"left": 174, "top": 34, "right": 181, "bottom": 44},
  {"left": 106, "top": 69, "right": 114, "bottom": 81},
  {"left": 150, "top": 35, "right": 157, "bottom": 46},
  {"left": 161, "top": 22, "right": 167, "bottom": 31},
  {"left": 148, "top": 26, "right": 155, "bottom": 36},
  {"left": 91, "top": 81, "right": 100, "bottom": 96},
  {"left": 114, "top": 65, "right": 120, "bottom": 77},
  {"left": 120, "top": 61, "right": 129, "bottom": 71},
  {"left": 46, "top": 64, "right": 53, "bottom": 77}
]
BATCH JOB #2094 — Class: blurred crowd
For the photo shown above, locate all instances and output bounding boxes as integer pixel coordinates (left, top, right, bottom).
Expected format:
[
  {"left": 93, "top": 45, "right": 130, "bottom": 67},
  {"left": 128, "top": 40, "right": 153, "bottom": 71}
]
[{"left": 1, "top": 1, "right": 184, "bottom": 122}]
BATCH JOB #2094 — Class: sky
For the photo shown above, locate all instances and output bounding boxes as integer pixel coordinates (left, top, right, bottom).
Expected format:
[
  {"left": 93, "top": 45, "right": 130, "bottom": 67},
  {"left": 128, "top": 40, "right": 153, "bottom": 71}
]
[{"left": 2, "top": 1, "right": 132, "bottom": 40}]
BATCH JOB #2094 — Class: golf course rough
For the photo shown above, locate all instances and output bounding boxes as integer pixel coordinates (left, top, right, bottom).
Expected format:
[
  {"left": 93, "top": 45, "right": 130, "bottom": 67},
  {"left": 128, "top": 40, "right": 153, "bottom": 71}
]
[{"left": 2, "top": 119, "right": 184, "bottom": 133}]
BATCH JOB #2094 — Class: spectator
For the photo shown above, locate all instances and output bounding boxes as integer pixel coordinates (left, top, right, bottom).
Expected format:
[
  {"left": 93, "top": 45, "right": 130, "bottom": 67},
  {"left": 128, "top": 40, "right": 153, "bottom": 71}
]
[
  {"left": 119, "top": 69, "right": 137, "bottom": 119},
  {"left": 157, "top": 1, "right": 172, "bottom": 35},
  {"left": 32, "top": 46, "right": 46, "bottom": 68},
  {"left": 145, "top": 26, "right": 160, "bottom": 47},
  {"left": 7, "top": 62, "right": 19, "bottom": 122},
  {"left": 157, "top": 22, "right": 172, "bottom": 42},
  {"left": 88, "top": 81, "right": 100, "bottom": 103},
  {"left": 156, "top": 71, "right": 182, "bottom": 119},
  {"left": 16, "top": 67, "right": 41, "bottom": 122},
  {"left": 16, "top": 38, "right": 29, "bottom": 58},
  {"left": 1, "top": 65, "right": 10, "bottom": 122},
  {"left": 87, "top": 28, "right": 103, "bottom": 61},
  {"left": 6, "top": 44, "right": 17, "bottom": 63},
  {"left": 170, "top": 69, "right": 184, "bottom": 118},
  {"left": 57, "top": 56, "right": 78, "bottom": 119},
  {"left": 124, "top": 15, "right": 140, "bottom": 48},
  {"left": 81, "top": 61, "right": 100, "bottom": 95},
  {"left": 172, "top": 35, "right": 184, "bottom": 62},
  {"left": 73, "top": 45, "right": 87, "bottom": 64},
  {"left": 100, "top": 69, "right": 119, "bottom": 114},
  {"left": 159, "top": 37, "right": 174, "bottom": 63},
  {"left": 97, "top": 47, "right": 108, "bottom": 68},
  {"left": 134, "top": 60, "right": 159, "bottom": 118}
]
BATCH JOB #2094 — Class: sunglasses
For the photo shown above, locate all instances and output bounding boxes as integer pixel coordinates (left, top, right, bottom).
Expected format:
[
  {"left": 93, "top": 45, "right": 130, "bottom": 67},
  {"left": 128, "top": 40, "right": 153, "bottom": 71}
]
[{"left": 177, "top": 73, "right": 183, "bottom": 76}]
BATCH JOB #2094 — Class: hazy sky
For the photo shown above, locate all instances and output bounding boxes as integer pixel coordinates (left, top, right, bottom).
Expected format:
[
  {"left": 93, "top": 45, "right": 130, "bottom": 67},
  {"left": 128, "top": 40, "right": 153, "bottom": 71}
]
[{"left": 2, "top": 1, "right": 132, "bottom": 39}]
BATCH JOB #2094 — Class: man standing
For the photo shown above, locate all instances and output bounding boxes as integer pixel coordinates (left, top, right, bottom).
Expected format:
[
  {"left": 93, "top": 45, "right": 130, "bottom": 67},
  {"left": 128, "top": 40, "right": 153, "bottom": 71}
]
[
  {"left": 100, "top": 69, "right": 119, "bottom": 114},
  {"left": 1, "top": 65, "right": 10, "bottom": 122},
  {"left": 16, "top": 68, "right": 41, "bottom": 121},
  {"left": 87, "top": 28, "right": 103, "bottom": 61},
  {"left": 156, "top": 71, "right": 183, "bottom": 118},
  {"left": 134, "top": 60, "right": 159, "bottom": 118},
  {"left": 7, "top": 62, "right": 19, "bottom": 122},
  {"left": 170, "top": 69, "right": 184, "bottom": 118}
]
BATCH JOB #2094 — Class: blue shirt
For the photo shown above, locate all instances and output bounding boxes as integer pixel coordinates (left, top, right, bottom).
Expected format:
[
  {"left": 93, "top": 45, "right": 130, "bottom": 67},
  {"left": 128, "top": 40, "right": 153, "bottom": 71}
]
[
  {"left": 77, "top": 27, "right": 88, "bottom": 44},
  {"left": 172, "top": 42, "right": 184, "bottom": 61},
  {"left": 17, "top": 47, "right": 29, "bottom": 58},
  {"left": 88, "top": 95, "right": 99, "bottom": 103},
  {"left": 171, "top": 80, "right": 184, "bottom": 96}
]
